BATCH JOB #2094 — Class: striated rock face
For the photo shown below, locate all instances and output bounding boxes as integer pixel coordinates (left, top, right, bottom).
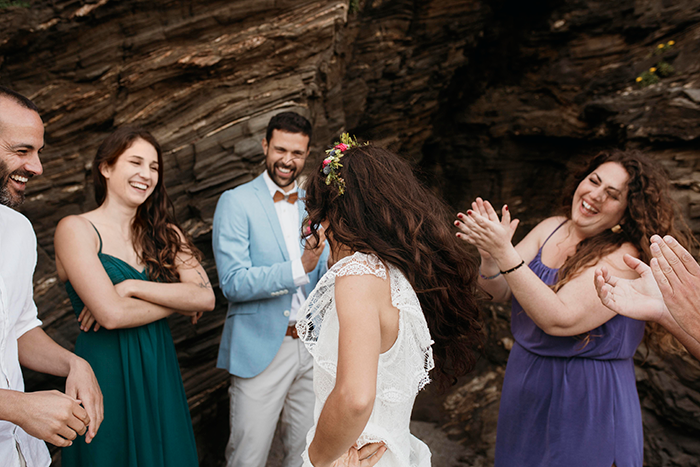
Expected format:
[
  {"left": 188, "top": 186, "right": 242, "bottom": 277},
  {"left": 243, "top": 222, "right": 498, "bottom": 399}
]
[{"left": 2, "top": 0, "right": 700, "bottom": 465}]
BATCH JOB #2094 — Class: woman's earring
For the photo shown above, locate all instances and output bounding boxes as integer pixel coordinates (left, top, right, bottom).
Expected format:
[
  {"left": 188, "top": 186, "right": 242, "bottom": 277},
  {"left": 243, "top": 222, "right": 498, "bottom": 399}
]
[{"left": 611, "top": 224, "right": 622, "bottom": 234}]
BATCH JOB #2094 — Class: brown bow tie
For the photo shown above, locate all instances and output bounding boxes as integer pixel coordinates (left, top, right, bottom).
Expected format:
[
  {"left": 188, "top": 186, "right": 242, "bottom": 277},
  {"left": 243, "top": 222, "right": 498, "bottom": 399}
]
[{"left": 273, "top": 191, "right": 298, "bottom": 204}]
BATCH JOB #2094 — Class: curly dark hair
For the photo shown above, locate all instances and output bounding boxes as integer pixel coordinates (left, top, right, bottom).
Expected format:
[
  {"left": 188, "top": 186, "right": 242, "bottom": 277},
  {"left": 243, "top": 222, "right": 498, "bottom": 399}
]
[
  {"left": 557, "top": 149, "right": 696, "bottom": 352},
  {"left": 93, "top": 127, "right": 201, "bottom": 283},
  {"left": 304, "top": 143, "right": 483, "bottom": 388}
]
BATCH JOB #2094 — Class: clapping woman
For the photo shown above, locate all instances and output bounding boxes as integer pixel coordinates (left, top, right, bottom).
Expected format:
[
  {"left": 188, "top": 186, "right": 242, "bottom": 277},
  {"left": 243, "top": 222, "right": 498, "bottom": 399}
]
[
  {"left": 455, "top": 150, "right": 692, "bottom": 467},
  {"left": 55, "top": 127, "right": 215, "bottom": 466}
]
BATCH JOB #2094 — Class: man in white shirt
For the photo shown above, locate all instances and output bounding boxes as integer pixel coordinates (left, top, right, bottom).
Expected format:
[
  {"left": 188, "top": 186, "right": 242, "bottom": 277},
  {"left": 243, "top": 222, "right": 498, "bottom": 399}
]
[
  {"left": 213, "top": 112, "right": 328, "bottom": 467},
  {"left": 0, "top": 86, "right": 103, "bottom": 467}
]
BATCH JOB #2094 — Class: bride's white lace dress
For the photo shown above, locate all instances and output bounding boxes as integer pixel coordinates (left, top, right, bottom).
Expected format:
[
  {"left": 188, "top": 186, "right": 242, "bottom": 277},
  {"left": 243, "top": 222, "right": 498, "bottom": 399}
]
[{"left": 296, "top": 252, "right": 434, "bottom": 467}]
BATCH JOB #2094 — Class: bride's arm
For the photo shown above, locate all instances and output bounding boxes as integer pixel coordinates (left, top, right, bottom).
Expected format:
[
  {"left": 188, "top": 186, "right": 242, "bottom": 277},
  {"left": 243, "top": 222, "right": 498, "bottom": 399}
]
[{"left": 307, "top": 274, "right": 384, "bottom": 467}]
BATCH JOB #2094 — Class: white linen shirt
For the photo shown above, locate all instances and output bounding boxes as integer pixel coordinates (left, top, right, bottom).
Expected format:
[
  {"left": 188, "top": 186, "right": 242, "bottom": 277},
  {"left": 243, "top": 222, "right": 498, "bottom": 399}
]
[
  {"left": 262, "top": 171, "right": 310, "bottom": 324},
  {"left": 0, "top": 204, "right": 51, "bottom": 467}
]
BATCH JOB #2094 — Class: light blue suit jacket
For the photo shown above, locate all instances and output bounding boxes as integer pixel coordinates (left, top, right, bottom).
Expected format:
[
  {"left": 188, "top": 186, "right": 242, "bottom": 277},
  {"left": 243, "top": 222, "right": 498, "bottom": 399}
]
[{"left": 212, "top": 174, "right": 328, "bottom": 378}]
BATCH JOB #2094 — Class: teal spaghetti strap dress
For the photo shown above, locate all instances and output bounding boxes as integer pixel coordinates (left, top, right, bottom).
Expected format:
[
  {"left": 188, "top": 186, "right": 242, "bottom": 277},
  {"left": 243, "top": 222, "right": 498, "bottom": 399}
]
[{"left": 62, "top": 224, "right": 198, "bottom": 467}]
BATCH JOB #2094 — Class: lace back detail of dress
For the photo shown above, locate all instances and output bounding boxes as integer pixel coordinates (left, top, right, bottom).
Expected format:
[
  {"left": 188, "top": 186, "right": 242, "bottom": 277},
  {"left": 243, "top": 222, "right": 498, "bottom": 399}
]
[
  {"left": 296, "top": 251, "right": 434, "bottom": 397},
  {"left": 296, "top": 252, "right": 386, "bottom": 356},
  {"left": 334, "top": 253, "right": 387, "bottom": 279},
  {"left": 297, "top": 251, "right": 435, "bottom": 467}
]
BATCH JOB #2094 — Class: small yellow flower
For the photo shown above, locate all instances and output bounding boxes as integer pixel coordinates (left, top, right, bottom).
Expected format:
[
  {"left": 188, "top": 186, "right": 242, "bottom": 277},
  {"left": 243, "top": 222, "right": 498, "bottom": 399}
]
[
  {"left": 650, "top": 67, "right": 657, "bottom": 73},
  {"left": 668, "top": 40, "right": 675, "bottom": 46},
  {"left": 636, "top": 77, "right": 643, "bottom": 82},
  {"left": 658, "top": 43, "right": 665, "bottom": 48}
]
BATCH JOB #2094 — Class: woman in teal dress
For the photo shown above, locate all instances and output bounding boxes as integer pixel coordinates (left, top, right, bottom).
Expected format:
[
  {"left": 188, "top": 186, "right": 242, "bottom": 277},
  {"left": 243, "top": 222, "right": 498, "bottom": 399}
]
[{"left": 54, "top": 127, "right": 215, "bottom": 466}]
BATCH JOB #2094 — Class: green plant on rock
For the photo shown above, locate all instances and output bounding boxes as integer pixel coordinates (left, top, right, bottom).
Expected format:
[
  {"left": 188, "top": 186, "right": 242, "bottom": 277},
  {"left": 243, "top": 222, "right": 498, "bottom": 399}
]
[
  {"left": 635, "top": 40, "right": 675, "bottom": 87},
  {"left": 655, "top": 61, "right": 674, "bottom": 77},
  {"left": 636, "top": 70, "right": 659, "bottom": 87},
  {"left": 0, "top": 0, "right": 30, "bottom": 9}
]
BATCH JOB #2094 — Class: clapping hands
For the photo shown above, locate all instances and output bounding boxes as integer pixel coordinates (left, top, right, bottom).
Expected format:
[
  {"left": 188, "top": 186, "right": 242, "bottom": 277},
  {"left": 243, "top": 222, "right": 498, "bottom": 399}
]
[{"left": 455, "top": 198, "right": 519, "bottom": 260}]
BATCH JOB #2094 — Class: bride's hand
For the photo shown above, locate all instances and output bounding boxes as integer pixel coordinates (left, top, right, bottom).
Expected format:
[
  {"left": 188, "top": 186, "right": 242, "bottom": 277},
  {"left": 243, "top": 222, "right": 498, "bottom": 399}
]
[{"left": 329, "top": 443, "right": 387, "bottom": 467}]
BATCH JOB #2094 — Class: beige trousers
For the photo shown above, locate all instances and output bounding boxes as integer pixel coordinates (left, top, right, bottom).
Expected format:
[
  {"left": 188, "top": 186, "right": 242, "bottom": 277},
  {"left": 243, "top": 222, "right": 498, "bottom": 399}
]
[{"left": 226, "top": 336, "right": 315, "bottom": 467}]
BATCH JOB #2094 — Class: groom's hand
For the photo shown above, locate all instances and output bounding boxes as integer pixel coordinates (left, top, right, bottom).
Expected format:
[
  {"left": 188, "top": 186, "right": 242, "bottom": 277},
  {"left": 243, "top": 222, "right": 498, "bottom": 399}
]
[{"left": 302, "top": 227, "right": 326, "bottom": 273}]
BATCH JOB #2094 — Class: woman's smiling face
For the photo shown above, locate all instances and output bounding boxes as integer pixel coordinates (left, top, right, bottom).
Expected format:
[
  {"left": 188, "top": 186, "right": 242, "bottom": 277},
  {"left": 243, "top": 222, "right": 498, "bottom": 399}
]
[
  {"left": 571, "top": 161, "right": 629, "bottom": 236},
  {"left": 101, "top": 138, "right": 159, "bottom": 206}
]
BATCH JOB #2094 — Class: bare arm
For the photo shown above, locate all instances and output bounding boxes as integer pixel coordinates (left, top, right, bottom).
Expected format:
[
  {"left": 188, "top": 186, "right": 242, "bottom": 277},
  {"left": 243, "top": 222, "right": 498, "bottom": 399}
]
[
  {"left": 55, "top": 216, "right": 176, "bottom": 330},
  {"left": 456, "top": 199, "right": 554, "bottom": 303},
  {"left": 10, "top": 327, "right": 103, "bottom": 444},
  {"left": 459, "top": 200, "right": 636, "bottom": 336},
  {"left": 115, "top": 226, "right": 215, "bottom": 316},
  {"left": 595, "top": 238, "right": 700, "bottom": 359},
  {"left": 307, "top": 274, "right": 384, "bottom": 467},
  {"left": 456, "top": 199, "right": 517, "bottom": 302}
]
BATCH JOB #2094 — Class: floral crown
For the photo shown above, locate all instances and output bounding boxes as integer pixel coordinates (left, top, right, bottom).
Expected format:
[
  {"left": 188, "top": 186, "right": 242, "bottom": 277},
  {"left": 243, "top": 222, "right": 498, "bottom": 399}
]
[{"left": 322, "top": 133, "right": 365, "bottom": 195}]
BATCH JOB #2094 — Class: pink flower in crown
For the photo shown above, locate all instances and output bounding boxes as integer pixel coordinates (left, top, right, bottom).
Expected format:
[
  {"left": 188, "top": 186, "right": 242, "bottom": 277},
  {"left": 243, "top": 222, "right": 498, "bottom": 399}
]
[
  {"left": 335, "top": 143, "right": 348, "bottom": 152},
  {"left": 323, "top": 158, "right": 332, "bottom": 167}
]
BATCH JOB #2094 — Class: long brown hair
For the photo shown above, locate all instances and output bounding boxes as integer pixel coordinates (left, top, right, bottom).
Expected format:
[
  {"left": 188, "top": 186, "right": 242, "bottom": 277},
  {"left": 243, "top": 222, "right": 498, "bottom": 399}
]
[
  {"left": 93, "top": 127, "right": 200, "bottom": 283},
  {"left": 556, "top": 149, "right": 695, "bottom": 351},
  {"left": 304, "top": 144, "right": 483, "bottom": 388}
]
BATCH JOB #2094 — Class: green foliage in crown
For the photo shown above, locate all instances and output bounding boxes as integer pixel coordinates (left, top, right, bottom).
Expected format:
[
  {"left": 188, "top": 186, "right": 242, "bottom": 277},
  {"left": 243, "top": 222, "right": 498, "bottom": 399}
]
[{"left": 322, "top": 133, "right": 366, "bottom": 195}]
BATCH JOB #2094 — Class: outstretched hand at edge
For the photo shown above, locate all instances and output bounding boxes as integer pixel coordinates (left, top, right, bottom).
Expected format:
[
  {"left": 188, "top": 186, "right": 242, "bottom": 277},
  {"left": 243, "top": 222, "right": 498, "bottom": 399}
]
[
  {"left": 647, "top": 235, "right": 700, "bottom": 340},
  {"left": 594, "top": 254, "right": 667, "bottom": 323}
]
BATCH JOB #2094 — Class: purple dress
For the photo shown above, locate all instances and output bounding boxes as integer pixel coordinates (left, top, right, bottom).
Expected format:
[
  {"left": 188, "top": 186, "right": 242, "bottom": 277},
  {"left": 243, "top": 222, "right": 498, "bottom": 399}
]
[{"left": 494, "top": 223, "right": 645, "bottom": 467}]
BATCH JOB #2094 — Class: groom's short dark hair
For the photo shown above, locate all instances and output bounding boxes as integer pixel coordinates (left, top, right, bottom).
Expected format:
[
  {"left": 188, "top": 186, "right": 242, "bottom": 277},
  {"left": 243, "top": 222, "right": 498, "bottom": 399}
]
[{"left": 265, "top": 111, "right": 312, "bottom": 144}]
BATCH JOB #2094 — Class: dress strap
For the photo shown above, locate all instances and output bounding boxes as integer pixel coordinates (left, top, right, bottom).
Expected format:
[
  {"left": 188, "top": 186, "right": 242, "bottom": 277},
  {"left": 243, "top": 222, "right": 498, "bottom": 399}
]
[
  {"left": 541, "top": 220, "right": 567, "bottom": 249},
  {"left": 87, "top": 220, "right": 103, "bottom": 254}
]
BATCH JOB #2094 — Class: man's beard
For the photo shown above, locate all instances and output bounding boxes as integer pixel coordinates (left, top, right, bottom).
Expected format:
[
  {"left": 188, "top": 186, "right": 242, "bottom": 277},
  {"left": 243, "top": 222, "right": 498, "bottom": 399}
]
[
  {"left": 0, "top": 158, "right": 28, "bottom": 208},
  {"left": 265, "top": 155, "right": 298, "bottom": 188}
]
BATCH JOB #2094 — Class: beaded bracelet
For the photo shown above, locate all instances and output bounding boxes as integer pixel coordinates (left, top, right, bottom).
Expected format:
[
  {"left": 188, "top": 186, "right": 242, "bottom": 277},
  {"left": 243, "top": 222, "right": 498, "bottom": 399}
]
[
  {"left": 500, "top": 259, "right": 525, "bottom": 275},
  {"left": 479, "top": 270, "right": 501, "bottom": 280}
]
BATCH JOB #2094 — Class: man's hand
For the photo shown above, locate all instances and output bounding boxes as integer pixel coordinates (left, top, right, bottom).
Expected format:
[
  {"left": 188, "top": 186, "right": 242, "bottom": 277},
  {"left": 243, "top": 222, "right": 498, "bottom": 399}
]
[
  {"left": 302, "top": 227, "right": 327, "bottom": 273},
  {"left": 16, "top": 390, "right": 89, "bottom": 447},
  {"left": 65, "top": 357, "right": 103, "bottom": 443},
  {"left": 648, "top": 235, "right": 700, "bottom": 339}
]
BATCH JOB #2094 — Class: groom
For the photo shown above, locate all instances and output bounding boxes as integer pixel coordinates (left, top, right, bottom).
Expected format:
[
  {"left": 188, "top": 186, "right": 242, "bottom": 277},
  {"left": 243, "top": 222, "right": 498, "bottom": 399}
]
[{"left": 213, "top": 111, "right": 328, "bottom": 467}]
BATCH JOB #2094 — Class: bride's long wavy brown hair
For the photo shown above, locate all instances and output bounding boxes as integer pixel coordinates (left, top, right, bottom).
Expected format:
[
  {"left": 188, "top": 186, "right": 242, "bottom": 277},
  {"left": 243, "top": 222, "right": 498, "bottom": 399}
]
[
  {"left": 556, "top": 149, "right": 696, "bottom": 352},
  {"left": 93, "top": 127, "right": 201, "bottom": 283},
  {"left": 304, "top": 143, "right": 483, "bottom": 388}
]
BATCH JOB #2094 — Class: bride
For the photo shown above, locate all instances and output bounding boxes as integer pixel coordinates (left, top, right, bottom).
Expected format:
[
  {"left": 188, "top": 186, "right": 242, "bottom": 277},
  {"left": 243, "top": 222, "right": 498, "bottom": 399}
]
[{"left": 296, "top": 135, "right": 482, "bottom": 467}]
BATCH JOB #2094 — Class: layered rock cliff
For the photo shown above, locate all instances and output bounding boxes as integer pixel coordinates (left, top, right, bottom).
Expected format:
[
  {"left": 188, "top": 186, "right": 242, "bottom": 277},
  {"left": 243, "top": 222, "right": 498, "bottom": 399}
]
[{"left": 2, "top": 0, "right": 699, "bottom": 465}]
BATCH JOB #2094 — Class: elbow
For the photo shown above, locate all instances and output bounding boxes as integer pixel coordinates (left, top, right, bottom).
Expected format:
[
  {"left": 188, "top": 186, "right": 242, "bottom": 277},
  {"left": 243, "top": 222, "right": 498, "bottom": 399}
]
[
  {"left": 540, "top": 320, "right": 576, "bottom": 337},
  {"left": 201, "top": 290, "right": 216, "bottom": 312},
  {"left": 97, "top": 299, "right": 131, "bottom": 330},
  {"left": 337, "top": 386, "right": 375, "bottom": 418},
  {"left": 99, "top": 315, "right": 120, "bottom": 331}
]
